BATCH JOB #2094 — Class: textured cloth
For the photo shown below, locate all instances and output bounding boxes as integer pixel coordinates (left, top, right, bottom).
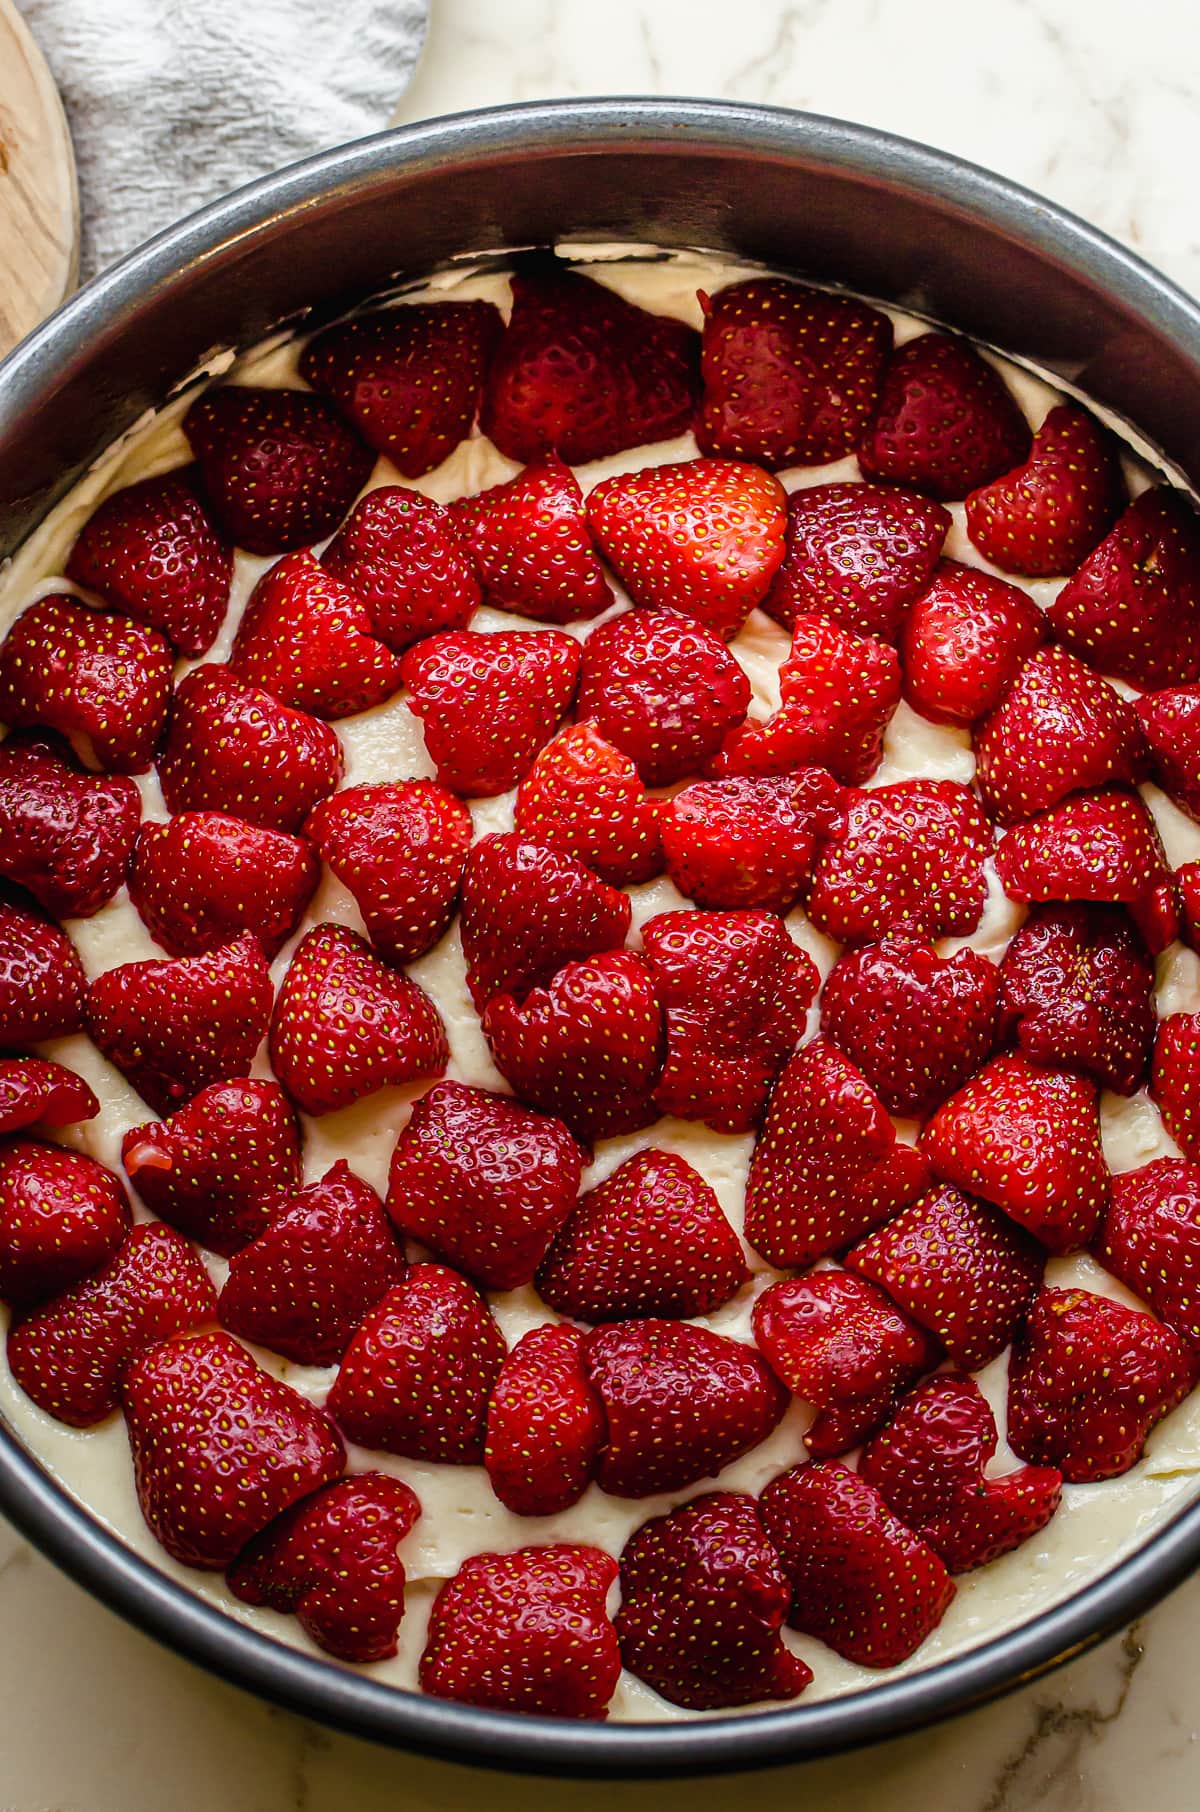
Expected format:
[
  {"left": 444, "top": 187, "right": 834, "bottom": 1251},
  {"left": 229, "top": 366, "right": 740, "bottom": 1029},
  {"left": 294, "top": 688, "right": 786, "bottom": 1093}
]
[{"left": 17, "top": 0, "right": 428, "bottom": 281}]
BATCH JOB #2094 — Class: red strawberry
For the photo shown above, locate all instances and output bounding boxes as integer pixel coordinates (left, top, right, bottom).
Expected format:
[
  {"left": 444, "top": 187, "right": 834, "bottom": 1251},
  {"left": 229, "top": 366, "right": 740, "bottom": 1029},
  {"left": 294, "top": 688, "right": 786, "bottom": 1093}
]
[
  {"left": 304, "top": 780, "right": 472, "bottom": 963},
  {"left": 229, "top": 550, "right": 403, "bottom": 719},
  {"left": 860, "top": 1376, "right": 1062, "bottom": 1572},
  {"left": 0, "top": 1139, "right": 129, "bottom": 1307},
  {"left": 0, "top": 593, "right": 172, "bottom": 773},
  {"left": 899, "top": 559, "right": 1045, "bottom": 725},
  {"left": 7, "top": 1222, "right": 215, "bottom": 1426},
  {"left": 484, "top": 1324, "right": 606, "bottom": 1516},
  {"left": 921, "top": 1053, "right": 1108, "bottom": 1252},
  {"left": 121, "top": 1329, "right": 345, "bottom": 1567},
  {"left": 401, "top": 628, "right": 580, "bottom": 798},
  {"left": 269, "top": 924, "right": 447, "bottom": 1117},
  {"left": 480, "top": 262, "right": 699, "bottom": 466},
  {"left": 228, "top": 1472, "right": 421, "bottom": 1663},
  {"left": 514, "top": 723, "right": 664, "bottom": 886},
  {"left": 66, "top": 469, "right": 232, "bottom": 655},
  {"left": 1138, "top": 683, "right": 1200, "bottom": 822},
  {"left": 762, "top": 482, "right": 949, "bottom": 643},
  {"left": 537, "top": 1149, "right": 748, "bottom": 1322},
  {"left": 745, "top": 1040, "right": 930, "bottom": 1268},
  {"left": 121, "top": 1078, "right": 301, "bottom": 1256},
  {"left": 1181, "top": 862, "right": 1200, "bottom": 953},
  {"left": 587, "top": 458, "right": 787, "bottom": 642},
  {"left": 583, "top": 1319, "right": 786, "bottom": 1497},
  {"left": 86, "top": 934, "right": 273, "bottom": 1116},
  {"left": 183, "top": 385, "right": 373, "bottom": 555},
  {"left": 1047, "top": 487, "right": 1200, "bottom": 687},
  {"left": 641, "top": 908, "right": 817, "bottom": 1134},
  {"left": 698, "top": 279, "right": 891, "bottom": 467},
  {"left": 386, "top": 1081, "right": 583, "bottom": 1291},
  {"left": 0, "top": 1057, "right": 98, "bottom": 1135},
  {"left": 858, "top": 331, "right": 1031, "bottom": 498},
  {"left": 1098, "top": 1159, "right": 1200, "bottom": 1348},
  {"left": 806, "top": 779, "right": 991, "bottom": 945},
  {"left": 994, "top": 787, "right": 1171, "bottom": 935},
  {"left": 616, "top": 1491, "right": 812, "bottom": 1710},
  {"left": 848, "top": 1183, "right": 1043, "bottom": 1370},
  {"left": 751, "top": 1272, "right": 939, "bottom": 1458},
  {"left": 0, "top": 732, "right": 140, "bottom": 919},
  {"left": 459, "top": 832, "right": 631, "bottom": 1012},
  {"left": 1152, "top": 1013, "right": 1200, "bottom": 1161},
  {"left": 0, "top": 893, "right": 87, "bottom": 1044},
  {"left": 759, "top": 1460, "right": 955, "bottom": 1667},
  {"left": 419, "top": 1544, "right": 620, "bottom": 1721},
  {"left": 820, "top": 929, "right": 1000, "bottom": 1120},
  {"left": 300, "top": 299, "right": 502, "bottom": 475},
  {"left": 1008, "top": 1286, "right": 1197, "bottom": 1481},
  {"left": 128, "top": 812, "right": 318, "bottom": 959},
  {"left": 157, "top": 665, "right": 344, "bottom": 833},
  {"left": 321, "top": 487, "right": 479, "bottom": 650},
  {"left": 327, "top": 1264, "right": 506, "bottom": 1463},
  {"left": 661, "top": 769, "right": 844, "bottom": 914},
  {"left": 965, "top": 402, "right": 1126, "bottom": 577},
  {"left": 451, "top": 459, "right": 612, "bottom": 625}
]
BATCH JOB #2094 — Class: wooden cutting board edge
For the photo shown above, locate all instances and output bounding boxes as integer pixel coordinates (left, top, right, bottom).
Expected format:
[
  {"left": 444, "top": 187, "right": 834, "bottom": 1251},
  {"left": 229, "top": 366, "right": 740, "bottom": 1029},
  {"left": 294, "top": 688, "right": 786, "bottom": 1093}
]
[{"left": 0, "top": 0, "right": 79, "bottom": 356}]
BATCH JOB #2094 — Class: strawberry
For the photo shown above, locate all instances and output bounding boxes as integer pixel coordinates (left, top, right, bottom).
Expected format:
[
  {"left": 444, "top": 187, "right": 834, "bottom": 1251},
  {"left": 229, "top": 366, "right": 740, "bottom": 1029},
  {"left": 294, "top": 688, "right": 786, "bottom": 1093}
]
[
  {"left": 0, "top": 593, "right": 172, "bottom": 773},
  {"left": 697, "top": 279, "right": 891, "bottom": 467},
  {"left": 183, "top": 385, "right": 373, "bottom": 554},
  {"left": 514, "top": 723, "right": 664, "bottom": 886},
  {"left": 1181, "top": 863, "right": 1200, "bottom": 953},
  {"left": 759, "top": 1460, "right": 954, "bottom": 1667},
  {"left": 157, "top": 664, "right": 344, "bottom": 833},
  {"left": 66, "top": 469, "right": 232, "bottom": 655},
  {"left": 0, "top": 893, "right": 87, "bottom": 1044},
  {"left": 0, "top": 1139, "right": 129, "bottom": 1307},
  {"left": 7, "top": 1222, "right": 215, "bottom": 1426},
  {"left": 0, "top": 1057, "right": 98, "bottom": 1135},
  {"left": 450, "top": 459, "right": 612, "bottom": 625},
  {"left": 661, "top": 769, "right": 844, "bottom": 914},
  {"left": 128, "top": 812, "right": 318, "bottom": 959},
  {"left": 269, "top": 924, "right": 447, "bottom": 1116},
  {"left": 1047, "top": 487, "right": 1200, "bottom": 688},
  {"left": 857, "top": 331, "right": 1031, "bottom": 499},
  {"left": 229, "top": 550, "right": 404, "bottom": 719},
  {"left": 616, "top": 1491, "right": 813, "bottom": 1710},
  {"left": 583, "top": 1319, "right": 787, "bottom": 1497},
  {"left": 459, "top": 832, "right": 630, "bottom": 1011},
  {"left": 1008, "top": 1287, "right": 1197, "bottom": 1481},
  {"left": 965, "top": 403, "right": 1126, "bottom": 577},
  {"left": 847, "top": 1183, "right": 1044, "bottom": 1370},
  {"left": 480, "top": 261, "right": 699, "bottom": 465},
  {"left": 484, "top": 1324, "right": 606, "bottom": 1517},
  {"left": 419, "top": 1544, "right": 620, "bottom": 1721},
  {"left": 711, "top": 614, "right": 900, "bottom": 787},
  {"left": 751, "top": 1272, "right": 939, "bottom": 1458},
  {"left": 921, "top": 1053, "right": 1108, "bottom": 1252},
  {"left": 321, "top": 487, "right": 480, "bottom": 651},
  {"left": 899, "top": 559, "right": 1045, "bottom": 725},
  {"left": 219, "top": 1161, "right": 405, "bottom": 1365},
  {"left": 86, "top": 933, "right": 273, "bottom": 1116},
  {"left": 576, "top": 608, "right": 750, "bottom": 786},
  {"left": 587, "top": 458, "right": 787, "bottom": 642},
  {"left": 860, "top": 1376, "right": 1062, "bottom": 1573},
  {"left": 300, "top": 299, "right": 502, "bottom": 475},
  {"left": 304, "top": 780, "right": 472, "bottom": 963},
  {"left": 762, "top": 482, "right": 950, "bottom": 643},
  {"left": 121, "top": 1078, "right": 301, "bottom": 1256},
  {"left": 121, "top": 1329, "right": 345, "bottom": 1568},
  {"left": 641, "top": 908, "right": 817, "bottom": 1134},
  {"left": 806, "top": 779, "right": 991, "bottom": 944},
  {"left": 0, "top": 732, "right": 140, "bottom": 919},
  {"left": 997, "top": 903, "right": 1155, "bottom": 1095},
  {"left": 1098, "top": 1159, "right": 1200, "bottom": 1348},
  {"left": 1151, "top": 1014, "right": 1200, "bottom": 1162},
  {"left": 483, "top": 949, "right": 664, "bottom": 1144},
  {"left": 227, "top": 1473, "right": 421, "bottom": 1663},
  {"left": 537, "top": 1148, "right": 749, "bottom": 1322},
  {"left": 973, "top": 644, "right": 1148, "bottom": 825},
  {"left": 1138, "top": 683, "right": 1200, "bottom": 822},
  {"left": 994, "top": 787, "right": 1171, "bottom": 936},
  {"left": 386, "top": 1081, "right": 583, "bottom": 1291},
  {"left": 820, "top": 929, "right": 1000, "bottom": 1120},
  {"left": 745, "top": 1040, "right": 930, "bottom": 1268},
  {"left": 327, "top": 1264, "right": 506, "bottom": 1462}
]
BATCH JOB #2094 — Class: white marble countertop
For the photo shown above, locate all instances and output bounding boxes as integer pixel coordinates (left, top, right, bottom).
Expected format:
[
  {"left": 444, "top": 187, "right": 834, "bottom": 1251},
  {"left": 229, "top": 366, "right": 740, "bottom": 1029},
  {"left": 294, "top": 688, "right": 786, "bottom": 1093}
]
[{"left": 4, "top": 0, "right": 1200, "bottom": 1806}]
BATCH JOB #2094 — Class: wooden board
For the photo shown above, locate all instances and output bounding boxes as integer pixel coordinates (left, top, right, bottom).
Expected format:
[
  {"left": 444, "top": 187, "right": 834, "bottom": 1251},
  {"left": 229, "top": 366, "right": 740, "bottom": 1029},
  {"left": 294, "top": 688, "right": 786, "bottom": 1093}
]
[{"left": 0, "top": 0, "right": 78, "bottom": 356}]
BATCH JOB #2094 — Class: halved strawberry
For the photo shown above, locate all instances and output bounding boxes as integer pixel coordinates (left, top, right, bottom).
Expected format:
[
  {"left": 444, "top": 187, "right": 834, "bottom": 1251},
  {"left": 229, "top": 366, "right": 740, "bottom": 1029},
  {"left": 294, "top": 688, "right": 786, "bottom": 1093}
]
[
  {"left": 697, "top": 279, "right": 891, "bottom": 468},
  {"left": 1152, "top": 1014, "right": 1200, "bottom": 1162},
  {"left": 128, "top": 812, "right": 318, "bottom": 958},
  {"left": 183, "top": 385, "right": 373, "bottom": 554},
  {"left": 0, "top": 1139, "right": 129, "bottom": 1307},
  {"left": 1098, "top": 1159, "right": 1200, "bottom": 1348},
  {"left": 858, "top": 331, "right": 1032, "bottom": 500},
  {"left": 321, "top": 486, "right": 479, "bottom": 651},
  {"left": 587, "top": 458, "right": 788, "bottom": 642},
  {"left": 0, "top": 893, "right": 87, "bottom": 1044},
  {"left": 965, "top": 403, "right": 1126, "bottom": 577},
  {"left": 661, "top": 769, "right": 844, "bottom": 914},
  {"left": 484, "top": 1324, "right": 606, "bottom": 1517},
  {"left": 451, "top": 459, "right": 612, "bottom": 625},
  {"left": 1138, "top": 683, "right": 1200, "bottom": 822},
  {"left": 899, "top": 559, "right": 1045, "bottom": 725},
  {"left": 0, "top": 732, "right": 140, "bottom": 919},
  {"left": 514, "top": 723, "right": 664, "bottom": 886},
  {"left": 229, "top": 550, "right": 403, "bottom": 719},
  {"left": 0, "top": 1057, "right": 98, "bottom": 1135},
  {"left": 994, "top": 787, "right": 1172, "bottom": 941}
]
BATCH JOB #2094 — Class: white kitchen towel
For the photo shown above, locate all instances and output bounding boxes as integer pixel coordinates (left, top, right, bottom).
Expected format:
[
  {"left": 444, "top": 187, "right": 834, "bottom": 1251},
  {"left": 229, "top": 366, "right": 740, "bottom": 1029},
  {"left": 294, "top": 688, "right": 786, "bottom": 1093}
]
[{"left": 16, "top": 0, "right": 429, "bottom": 281}]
